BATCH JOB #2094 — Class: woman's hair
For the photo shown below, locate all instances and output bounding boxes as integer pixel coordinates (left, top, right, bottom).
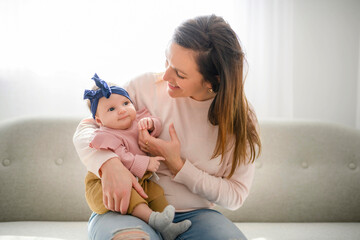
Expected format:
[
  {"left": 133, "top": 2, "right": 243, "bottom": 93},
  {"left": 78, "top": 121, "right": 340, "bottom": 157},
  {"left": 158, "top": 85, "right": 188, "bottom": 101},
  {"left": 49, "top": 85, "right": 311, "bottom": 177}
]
[{"left": 172, "top": 14, "right": 261, "bottom": 178}]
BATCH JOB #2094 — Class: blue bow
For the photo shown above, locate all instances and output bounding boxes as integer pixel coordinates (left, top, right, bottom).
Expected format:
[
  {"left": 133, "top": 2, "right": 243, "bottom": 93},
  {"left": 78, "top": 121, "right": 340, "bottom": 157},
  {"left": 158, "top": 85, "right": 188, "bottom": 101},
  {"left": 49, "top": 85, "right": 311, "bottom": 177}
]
[
  {"left": 83, "top": 73, "right": 132, "bottom": 119},
  {"left": 84, "top": 73, "right": 111, "bottom": 101}
]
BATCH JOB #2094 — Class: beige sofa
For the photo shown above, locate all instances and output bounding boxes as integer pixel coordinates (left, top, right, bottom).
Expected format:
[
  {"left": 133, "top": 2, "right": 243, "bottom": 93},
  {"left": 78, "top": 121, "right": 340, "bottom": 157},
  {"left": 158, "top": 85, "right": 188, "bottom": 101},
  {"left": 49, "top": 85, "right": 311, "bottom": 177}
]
[{"left": 0, "top": 117, "right": 359, "bottom": 240}]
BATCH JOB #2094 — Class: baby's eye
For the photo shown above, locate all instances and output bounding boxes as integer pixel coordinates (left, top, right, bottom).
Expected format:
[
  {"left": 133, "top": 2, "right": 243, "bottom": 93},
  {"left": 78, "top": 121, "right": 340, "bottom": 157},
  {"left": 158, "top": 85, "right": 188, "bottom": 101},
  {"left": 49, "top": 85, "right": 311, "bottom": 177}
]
[
  {"left": 123, "top": 101, "right": 130, "bottom": 106},
  {"left": 108, "top": 107, "right": 115, "bottom": 112}
]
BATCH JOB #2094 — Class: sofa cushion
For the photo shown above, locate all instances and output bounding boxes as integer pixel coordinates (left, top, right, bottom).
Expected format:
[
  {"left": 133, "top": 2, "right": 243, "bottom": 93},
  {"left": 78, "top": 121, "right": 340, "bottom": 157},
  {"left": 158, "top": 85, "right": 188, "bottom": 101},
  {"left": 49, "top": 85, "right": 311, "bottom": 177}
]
[
  {"left": 1, "top": 221, "right": 360, "bottom": 240},
  {"left": 237, "top": 222, "right": 360, "bottom": 240},
  {"left": 0, "top": 222, "right": 87, "bottom": 240}
]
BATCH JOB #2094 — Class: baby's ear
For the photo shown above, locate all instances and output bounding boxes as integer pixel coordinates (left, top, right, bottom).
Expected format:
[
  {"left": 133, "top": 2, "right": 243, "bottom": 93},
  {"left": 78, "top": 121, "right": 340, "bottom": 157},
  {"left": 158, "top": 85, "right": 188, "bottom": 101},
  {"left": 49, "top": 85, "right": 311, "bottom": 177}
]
[{"left": 95, "top": 116, "right": 103, "bottom": 126}]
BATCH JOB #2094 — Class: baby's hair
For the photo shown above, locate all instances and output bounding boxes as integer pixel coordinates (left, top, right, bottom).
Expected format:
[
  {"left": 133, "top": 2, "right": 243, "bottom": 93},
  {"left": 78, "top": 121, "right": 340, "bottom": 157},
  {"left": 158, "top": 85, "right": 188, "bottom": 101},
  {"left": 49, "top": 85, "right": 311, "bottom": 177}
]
[{"left": 86, "top": 82, "right": 118, "bottom": 111}]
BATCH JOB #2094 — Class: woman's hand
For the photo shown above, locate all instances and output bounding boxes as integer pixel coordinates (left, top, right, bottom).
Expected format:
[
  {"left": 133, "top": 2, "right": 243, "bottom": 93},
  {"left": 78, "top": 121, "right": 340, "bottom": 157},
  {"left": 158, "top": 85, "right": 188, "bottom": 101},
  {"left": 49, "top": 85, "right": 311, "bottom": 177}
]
[
  {"left": 139, "top": 123, "right": 184, "bottom": 175},
  {"left": 100, "top": 157, "right": 148, "bottom": 214}
]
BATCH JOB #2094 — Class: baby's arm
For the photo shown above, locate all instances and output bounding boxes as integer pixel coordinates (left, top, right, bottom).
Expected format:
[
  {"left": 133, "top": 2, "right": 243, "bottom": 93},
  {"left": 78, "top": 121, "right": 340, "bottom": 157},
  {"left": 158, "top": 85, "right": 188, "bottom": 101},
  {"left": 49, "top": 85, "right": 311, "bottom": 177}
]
[
  {"left": 147, "top": 156, "right": 165, "bottom": 172},
  {"left": 90, "top": 132, "right": 149, "bottom": 179},
  {"left": 114, "top": 146, "right": 150, "bottom": 178}
]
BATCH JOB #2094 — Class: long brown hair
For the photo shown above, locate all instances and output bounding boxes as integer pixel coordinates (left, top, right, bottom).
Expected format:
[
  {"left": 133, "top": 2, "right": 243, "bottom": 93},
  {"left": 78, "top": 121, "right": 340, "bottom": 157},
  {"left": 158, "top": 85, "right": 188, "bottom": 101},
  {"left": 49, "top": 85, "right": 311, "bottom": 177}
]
[{"left": 172, "top": 15, "right": 261, "bottom": 178}]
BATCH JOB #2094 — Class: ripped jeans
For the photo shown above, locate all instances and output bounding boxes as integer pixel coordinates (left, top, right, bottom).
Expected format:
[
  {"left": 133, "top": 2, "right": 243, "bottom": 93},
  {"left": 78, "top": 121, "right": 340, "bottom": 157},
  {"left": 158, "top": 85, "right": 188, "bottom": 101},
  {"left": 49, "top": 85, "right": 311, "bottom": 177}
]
[{"left": 88, "top": 209, "right": 247, "bottom": 240}]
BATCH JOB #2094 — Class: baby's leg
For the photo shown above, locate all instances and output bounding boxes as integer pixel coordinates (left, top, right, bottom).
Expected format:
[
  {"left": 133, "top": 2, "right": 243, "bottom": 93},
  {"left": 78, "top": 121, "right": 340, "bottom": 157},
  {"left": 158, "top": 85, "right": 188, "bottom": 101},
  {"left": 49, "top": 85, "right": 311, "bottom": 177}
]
[
  {"left": 131, "top": 203, "right": 153, "bottom": 222},
  {"left": 131, "top": 203, "right": 191, "bottom": 240},
  {"left": 148, "top": 205, "right": 191, "bottom": 240},
  {"left": 135, "top": 176, "right": 191, "bottom": 239},
  {"left": 84, "top": 171, "right": 108, "bottom": 214}
]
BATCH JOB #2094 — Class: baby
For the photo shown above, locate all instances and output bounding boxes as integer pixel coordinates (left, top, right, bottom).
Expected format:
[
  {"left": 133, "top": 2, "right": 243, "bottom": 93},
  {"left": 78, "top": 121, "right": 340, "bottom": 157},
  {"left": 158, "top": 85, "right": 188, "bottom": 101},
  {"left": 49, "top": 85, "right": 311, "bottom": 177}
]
[{"left": 83, "top": 73, "right": 191, "bottom": 240}]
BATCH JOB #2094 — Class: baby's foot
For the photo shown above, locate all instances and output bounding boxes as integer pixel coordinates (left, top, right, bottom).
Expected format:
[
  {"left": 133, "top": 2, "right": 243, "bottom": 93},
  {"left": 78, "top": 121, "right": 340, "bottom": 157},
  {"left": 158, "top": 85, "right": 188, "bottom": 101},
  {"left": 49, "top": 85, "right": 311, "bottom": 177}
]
[{"left": 149, "top": 205, "right": 192, "bottom": 240}]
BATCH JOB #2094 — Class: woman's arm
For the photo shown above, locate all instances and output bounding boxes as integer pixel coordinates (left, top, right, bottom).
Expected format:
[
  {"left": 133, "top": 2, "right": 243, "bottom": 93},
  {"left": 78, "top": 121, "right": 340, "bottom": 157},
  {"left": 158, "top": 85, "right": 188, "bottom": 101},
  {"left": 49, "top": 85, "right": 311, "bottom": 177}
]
[
  {"left": 139, "top": 124, "right": 255, "bottom": 210},
  {"left": 73, "top": 118, "right": 147, "bottom": 213},
  {"left": 172, "top": 159, "right": 255, "bottom": 210},
  {"left": 73, "top": 118, "right": 118, "bottom": 177}
]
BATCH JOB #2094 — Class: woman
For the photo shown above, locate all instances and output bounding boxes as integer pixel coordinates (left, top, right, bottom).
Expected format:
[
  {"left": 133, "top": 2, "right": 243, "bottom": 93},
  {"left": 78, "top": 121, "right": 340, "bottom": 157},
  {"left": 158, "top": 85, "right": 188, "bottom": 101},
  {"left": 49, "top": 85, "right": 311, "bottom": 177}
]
[{"left": 73, "top": 14, "right": 261, "bottom": 240}]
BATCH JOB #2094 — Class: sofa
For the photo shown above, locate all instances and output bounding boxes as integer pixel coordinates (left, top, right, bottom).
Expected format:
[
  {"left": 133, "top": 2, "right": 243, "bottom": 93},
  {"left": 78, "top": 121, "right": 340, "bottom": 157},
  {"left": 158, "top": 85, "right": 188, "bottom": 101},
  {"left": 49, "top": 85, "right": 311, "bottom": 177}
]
[{"left": 0, "top": 117, "right": 359, "bottom": 240}]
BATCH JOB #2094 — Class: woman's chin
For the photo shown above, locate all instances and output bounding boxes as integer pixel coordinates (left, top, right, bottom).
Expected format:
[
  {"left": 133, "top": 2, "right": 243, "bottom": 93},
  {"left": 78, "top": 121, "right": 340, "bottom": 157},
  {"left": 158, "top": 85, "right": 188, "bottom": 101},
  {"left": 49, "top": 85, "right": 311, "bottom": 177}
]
[{"left": 167, "top": 87, "right": 180, "bottom": 98}]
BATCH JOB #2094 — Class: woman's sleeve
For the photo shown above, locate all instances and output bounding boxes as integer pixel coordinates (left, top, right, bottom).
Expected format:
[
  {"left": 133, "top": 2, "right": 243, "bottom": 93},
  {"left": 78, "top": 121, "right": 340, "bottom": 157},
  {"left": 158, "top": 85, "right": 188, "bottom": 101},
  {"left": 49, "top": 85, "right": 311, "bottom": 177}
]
[
  {"left": 173, "top": 104, "right": 260, "bottom": 210},
  {"left": 173, "top": 158, "right": 255, "bottom": 210},
  {"left": 73, "top": 118, "right": 119, "bottom": 178}
]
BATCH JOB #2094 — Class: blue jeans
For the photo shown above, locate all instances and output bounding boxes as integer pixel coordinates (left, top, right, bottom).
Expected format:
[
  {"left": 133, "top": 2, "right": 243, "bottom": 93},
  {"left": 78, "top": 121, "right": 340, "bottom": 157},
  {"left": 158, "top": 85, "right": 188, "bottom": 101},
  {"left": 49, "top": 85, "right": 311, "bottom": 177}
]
[{"left": 88, "top": 209, "right": 247, "bottom": 240}]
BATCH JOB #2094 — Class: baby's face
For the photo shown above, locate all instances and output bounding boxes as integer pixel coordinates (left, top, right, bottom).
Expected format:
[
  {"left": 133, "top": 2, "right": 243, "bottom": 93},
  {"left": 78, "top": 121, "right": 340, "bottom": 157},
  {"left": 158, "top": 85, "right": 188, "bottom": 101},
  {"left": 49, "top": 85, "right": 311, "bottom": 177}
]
[{"left": 96, "top": 94, "right": 136, "bottom": 130}]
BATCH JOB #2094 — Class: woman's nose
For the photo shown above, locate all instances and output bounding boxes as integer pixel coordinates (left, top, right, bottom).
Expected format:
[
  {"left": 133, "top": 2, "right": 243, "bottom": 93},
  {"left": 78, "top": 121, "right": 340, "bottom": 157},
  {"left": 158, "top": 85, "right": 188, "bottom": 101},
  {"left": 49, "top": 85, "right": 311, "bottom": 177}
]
[{"left": 162, "top": 67, "right": 172, "bottom": 82}]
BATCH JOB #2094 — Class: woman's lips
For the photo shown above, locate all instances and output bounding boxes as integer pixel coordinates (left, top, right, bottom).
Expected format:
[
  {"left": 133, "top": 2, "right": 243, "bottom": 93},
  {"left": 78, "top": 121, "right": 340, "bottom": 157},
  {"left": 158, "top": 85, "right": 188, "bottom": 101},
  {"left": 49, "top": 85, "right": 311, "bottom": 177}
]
[{"left": 168, "top": 83, "right": 180, "bottom": 90}]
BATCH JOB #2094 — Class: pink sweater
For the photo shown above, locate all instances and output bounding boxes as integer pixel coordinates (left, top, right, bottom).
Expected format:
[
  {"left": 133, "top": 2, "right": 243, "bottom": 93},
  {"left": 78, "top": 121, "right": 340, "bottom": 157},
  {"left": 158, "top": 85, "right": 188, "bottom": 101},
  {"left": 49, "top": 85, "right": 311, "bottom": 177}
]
[
  {"left": 90, "top": 108, "right": 161, "bottom": 179},
  {"left": 73, "top": 73, "right": 255, "bottom": 211}
]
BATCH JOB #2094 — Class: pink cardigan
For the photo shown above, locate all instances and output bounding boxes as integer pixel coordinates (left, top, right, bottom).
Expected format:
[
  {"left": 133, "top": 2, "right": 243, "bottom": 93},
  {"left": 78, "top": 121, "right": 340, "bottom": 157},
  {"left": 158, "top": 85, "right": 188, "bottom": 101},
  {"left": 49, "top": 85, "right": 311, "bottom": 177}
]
[{"left": 90, "top": 108, "right": 161, "bottom": 179}]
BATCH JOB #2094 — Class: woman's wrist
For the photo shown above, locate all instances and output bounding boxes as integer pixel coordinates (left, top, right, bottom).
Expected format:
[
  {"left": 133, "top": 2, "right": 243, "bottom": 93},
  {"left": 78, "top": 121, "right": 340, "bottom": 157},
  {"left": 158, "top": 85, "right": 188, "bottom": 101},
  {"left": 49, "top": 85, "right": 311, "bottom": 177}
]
[
  {"left": 99, "top": 157, "right": 123, "bottom": 177},
  {"left": 168, "top": 157, "right": 185, "bottom": 176}
]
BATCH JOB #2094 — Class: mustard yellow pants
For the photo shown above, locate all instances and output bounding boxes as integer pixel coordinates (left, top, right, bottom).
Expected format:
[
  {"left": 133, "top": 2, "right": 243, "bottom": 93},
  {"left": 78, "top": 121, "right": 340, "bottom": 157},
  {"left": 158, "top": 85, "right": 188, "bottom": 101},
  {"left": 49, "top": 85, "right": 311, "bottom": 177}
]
[{"left": 85, "top": 171, "right": 168, "bottom": 214}]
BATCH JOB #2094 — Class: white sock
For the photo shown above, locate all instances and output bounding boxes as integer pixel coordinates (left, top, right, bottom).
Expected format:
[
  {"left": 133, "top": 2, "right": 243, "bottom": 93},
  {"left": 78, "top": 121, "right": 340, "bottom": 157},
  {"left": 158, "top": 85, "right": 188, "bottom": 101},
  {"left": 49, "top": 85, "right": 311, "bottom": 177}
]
[{"left": 148, "top": 205, "right": 191, "bottom": 240}]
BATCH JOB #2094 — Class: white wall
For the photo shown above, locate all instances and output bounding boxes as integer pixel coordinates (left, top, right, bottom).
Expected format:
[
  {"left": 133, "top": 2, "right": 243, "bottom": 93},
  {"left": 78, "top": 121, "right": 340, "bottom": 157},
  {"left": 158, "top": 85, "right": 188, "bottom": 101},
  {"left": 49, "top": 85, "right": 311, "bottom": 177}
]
[
  {"left": 0, "top": 0, "right": 248, "bottom": 121},
  {"left": 1, "top": 0, "right": 360, "bottom": 129},
  {"left": 293, "top": 0, "right": 360, "bottom": 128}
]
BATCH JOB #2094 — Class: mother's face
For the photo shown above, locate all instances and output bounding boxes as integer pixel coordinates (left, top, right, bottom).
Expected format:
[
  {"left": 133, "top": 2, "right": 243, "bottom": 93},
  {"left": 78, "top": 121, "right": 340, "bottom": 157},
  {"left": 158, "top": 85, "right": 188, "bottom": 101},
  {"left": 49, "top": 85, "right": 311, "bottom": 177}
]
[{"left": 163, "top": 43, "right": 213, "bottom": 101}]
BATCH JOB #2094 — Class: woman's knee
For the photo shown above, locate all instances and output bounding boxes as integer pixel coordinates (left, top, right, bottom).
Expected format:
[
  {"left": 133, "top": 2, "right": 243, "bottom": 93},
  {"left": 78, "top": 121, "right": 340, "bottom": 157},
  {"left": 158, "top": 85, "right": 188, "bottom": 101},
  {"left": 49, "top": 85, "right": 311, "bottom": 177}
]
[
  {"left": 112, "top": 228, "right": 150, "bottom": 240},
  {"left": 88, "top": 212, "right": 161, "bottom": 240},
  {"left": 175, "top": 209, "right": 247, "bottom": 240}
]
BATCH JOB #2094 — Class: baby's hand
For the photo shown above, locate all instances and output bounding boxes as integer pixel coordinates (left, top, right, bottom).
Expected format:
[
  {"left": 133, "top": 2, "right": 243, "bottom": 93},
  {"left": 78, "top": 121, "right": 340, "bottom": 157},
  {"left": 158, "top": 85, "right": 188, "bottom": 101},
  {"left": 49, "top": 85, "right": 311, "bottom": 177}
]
[
  {"left": 138, "top": 117, "right": 154, "bottom": 131},
  {"left": 147, "top": 156, "right": 165, "bottom": 172}
]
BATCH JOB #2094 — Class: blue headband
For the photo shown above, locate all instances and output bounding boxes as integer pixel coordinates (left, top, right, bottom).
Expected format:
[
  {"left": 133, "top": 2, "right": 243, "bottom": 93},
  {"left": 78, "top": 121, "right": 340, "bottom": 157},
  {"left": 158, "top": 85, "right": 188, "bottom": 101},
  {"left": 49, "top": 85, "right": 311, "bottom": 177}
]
[{"left": 84, "top": 73, "right": 132, "bottom": 119}]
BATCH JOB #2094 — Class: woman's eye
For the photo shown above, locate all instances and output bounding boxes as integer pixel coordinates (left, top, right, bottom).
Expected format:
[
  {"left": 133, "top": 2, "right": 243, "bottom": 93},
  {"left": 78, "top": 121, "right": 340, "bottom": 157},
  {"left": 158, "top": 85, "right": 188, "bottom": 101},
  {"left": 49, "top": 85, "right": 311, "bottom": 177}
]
[
  {"left": 176, "top": 72, "right": 185, "bottom": 79},
  {"left": 108, "top": 107, "right": 115, "bottom": 112}
]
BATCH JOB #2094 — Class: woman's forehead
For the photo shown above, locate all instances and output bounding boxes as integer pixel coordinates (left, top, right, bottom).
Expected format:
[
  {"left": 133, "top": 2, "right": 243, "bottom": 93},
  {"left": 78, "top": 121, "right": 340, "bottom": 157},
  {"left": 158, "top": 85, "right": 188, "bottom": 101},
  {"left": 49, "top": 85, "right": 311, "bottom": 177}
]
[{"left": 166, "top": 43, "right": 198, "bottom": 73}]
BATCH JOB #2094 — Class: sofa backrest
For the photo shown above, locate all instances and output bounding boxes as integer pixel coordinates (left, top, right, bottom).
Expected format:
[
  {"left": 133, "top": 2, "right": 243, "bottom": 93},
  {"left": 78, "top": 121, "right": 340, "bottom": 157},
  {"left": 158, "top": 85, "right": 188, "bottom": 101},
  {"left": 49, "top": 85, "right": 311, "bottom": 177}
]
[
  {"left": 217, "top": 120, "right": 360, "bottom": 222},
  {"left": 0, "top": 118, "right": 359, "bottom": 222},
  {"left": 0, "top": 117, "right": 91, "bottom": 221}
]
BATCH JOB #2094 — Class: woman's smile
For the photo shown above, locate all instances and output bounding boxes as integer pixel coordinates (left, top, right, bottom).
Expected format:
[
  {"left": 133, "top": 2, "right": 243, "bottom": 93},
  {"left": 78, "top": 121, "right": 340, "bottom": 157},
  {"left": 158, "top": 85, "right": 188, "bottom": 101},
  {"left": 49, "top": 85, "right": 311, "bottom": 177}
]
[{"left": 168, "top": 82, "right": 180, "bottom": 90}]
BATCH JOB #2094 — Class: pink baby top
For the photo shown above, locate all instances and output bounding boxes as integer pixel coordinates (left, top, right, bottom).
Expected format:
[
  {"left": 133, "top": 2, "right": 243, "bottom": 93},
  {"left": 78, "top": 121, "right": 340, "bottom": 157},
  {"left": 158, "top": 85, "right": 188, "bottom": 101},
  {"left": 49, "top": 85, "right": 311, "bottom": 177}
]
[
  {"left": 74, "top": 73, "right": 256, "bottom": 211},
  {"left": 89, "top": 108, "right": 161, "bottom": 179}
]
